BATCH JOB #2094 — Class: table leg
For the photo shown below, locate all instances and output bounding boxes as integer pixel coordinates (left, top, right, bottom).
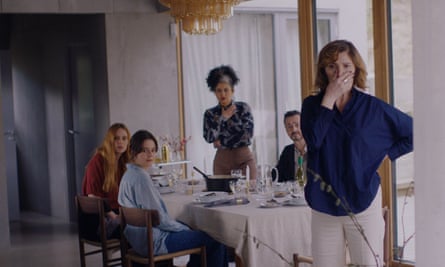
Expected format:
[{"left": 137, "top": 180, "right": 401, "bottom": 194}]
[{"left": 235, "top": 254, "right": 244, "bottom": 267}]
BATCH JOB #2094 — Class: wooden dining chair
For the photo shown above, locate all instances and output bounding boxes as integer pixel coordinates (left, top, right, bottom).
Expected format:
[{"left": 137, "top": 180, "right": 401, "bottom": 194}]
[
  {"left": 75, "top": 195, "right": 123, "bottom": 267},
  {"left": 120, "top": 206, "right": 207, "bottom": 267},
  {"left": 293, "top": 207, "right": 391, "bottom": 267}
]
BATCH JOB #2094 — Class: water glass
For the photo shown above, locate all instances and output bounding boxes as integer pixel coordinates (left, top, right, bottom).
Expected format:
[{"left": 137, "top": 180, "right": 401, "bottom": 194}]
[
  {"left": 255, "top": 176, "right": 273, "bottom": 201},
  {"left": 230, "top": 169, "right": 243, "bottom": 178},
  {"left": 287, "top": 181, "right": 304, "bottom": 198}
]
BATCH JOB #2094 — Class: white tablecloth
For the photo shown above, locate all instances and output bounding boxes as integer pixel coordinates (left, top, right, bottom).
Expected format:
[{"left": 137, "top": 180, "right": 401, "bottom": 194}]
[{"left": 162, "top": 191, "right": 312, "bottom": 267}]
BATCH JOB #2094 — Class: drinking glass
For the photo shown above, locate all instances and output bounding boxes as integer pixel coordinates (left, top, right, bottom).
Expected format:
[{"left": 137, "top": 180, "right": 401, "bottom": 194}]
[
  {"left": 170, "top": 166, "right": 183, "bottom": 190},
  {"left": 236, "top": 178, "right": 247, "bottom": 198},
  {"left": 287, "top": 181, "right": 304, "bottom": 198},
  {"left": 230, "top": 169, "right": 243, "bottom": 178},
  {"left": 255, "top": 176, "right": 273, "bottom": 201},
  {"left": 229, "top": 180, "right": 238, "bottom": 197}
]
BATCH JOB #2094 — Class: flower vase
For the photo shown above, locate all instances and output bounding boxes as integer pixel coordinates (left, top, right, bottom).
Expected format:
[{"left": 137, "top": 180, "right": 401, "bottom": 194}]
[{"left": 171, "top": 151, "right": 181, "bottom": 162}]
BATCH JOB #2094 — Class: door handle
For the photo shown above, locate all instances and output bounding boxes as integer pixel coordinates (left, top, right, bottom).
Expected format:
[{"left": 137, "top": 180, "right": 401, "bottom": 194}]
[
  {"left": 4, "top": 130, "right": 16, "bottom": 141},
  {"left": 67, "top": 129, "right": 80, "bottom": 135}
]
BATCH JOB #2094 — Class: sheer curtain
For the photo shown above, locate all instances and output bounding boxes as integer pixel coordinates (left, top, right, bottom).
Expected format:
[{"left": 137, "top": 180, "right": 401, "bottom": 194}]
[
  {"left": 182, "top": 13, "right": 276, "bottom": 175},
  {"left": 274, "top": 13, "right": 302, "bottom": 152}
]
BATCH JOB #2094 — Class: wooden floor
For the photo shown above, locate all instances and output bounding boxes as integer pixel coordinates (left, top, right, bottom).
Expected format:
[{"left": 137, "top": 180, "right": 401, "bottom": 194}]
[
  {"left": 0, "top": 212, "right": 236, "bottom": 267},
  {"left": 0, "top": 212, "right": 88, "bottom": 267}
]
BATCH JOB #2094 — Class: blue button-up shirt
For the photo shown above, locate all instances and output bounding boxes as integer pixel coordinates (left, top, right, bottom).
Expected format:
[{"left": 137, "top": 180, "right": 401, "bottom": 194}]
[
  {"left": 301, "top": 88, "right": 413, "bottom": 216},
  {"left": 118, "top": 163, "right": 189, "bottom": 256}
]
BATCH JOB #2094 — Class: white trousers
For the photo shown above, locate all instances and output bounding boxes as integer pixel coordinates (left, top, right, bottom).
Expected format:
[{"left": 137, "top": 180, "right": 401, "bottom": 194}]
[{"left": 311, "top": 187, "right": 384, "bottom": 267}]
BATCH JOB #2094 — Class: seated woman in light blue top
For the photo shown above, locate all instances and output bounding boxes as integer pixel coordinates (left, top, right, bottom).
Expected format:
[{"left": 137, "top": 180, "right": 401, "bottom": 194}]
[{"left": 118, "top": 130, "right": 228, "bottom": 267}]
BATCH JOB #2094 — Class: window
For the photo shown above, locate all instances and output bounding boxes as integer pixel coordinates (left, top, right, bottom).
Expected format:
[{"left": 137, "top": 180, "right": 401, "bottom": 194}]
[
  {"left": 182, "top": 4, "right": 336, "bottom": 177},
  {"left": 182, "top": 12, "right": 276, "bottom": 173},
  {"left": 390, "top": 0, "right": 415, "bottom": 263}
]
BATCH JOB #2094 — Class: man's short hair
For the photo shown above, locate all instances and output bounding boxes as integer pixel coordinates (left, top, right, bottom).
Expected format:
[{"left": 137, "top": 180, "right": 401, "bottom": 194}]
[{"left": 283, "top": 110, "right": 301, "bottom": 123}]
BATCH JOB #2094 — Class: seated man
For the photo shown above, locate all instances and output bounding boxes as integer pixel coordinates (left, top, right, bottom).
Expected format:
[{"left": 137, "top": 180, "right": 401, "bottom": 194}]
[{"left": 275, "top": 110, "right": 307, "bottom": 182}]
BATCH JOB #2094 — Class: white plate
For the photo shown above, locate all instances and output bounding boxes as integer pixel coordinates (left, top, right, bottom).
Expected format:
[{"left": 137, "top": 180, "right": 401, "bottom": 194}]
[
  {"left": 155, "top": 179, "right": 170, "bottom": 187},
  {"left": 282, "top": 198, "right": 307, "bottom": 206},
  {"left": 207, "top": 175, "right": 246, "bottom": 179},
  {"left": 259, "top": 201, "right": 281, "bottom": 208},
  {"left": 151, "top": 174, "right": 168, "bottom": 179},
  {"left": 158, "top": 187, "right": 175, "bottom": 194},
  {"left": 193, "top": 191, "right": 229, "bottom": 204}
]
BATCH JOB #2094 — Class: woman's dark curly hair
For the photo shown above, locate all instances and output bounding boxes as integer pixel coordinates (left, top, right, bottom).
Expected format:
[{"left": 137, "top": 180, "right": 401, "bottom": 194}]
[{"left": 206, "top": 65, "right": 240, "bottom": 92}]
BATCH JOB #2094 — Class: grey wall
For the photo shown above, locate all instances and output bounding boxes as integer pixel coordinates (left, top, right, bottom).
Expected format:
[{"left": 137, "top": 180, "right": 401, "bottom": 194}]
[
  {"left": 105, "top": 12, "right": 180, "bottom": 137},
  {"left": 0, "top": 0, "right": 157, "bottom": 13}
]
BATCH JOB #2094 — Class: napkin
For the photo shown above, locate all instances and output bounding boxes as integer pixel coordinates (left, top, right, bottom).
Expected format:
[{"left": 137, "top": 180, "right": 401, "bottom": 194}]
[{"left": 204, "top": 197, "right": 250, "bottom": 208}]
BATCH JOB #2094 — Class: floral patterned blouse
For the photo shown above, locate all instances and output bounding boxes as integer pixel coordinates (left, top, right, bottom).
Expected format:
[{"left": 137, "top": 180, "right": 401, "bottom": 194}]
[{"left": 203, "top": 101, "right": 254, "bottom": 149}]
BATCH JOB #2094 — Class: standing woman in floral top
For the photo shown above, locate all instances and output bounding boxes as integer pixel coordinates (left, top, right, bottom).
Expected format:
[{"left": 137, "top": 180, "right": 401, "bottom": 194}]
[{"left": 203, "top": 65, "right": 257, "bottom": 181}]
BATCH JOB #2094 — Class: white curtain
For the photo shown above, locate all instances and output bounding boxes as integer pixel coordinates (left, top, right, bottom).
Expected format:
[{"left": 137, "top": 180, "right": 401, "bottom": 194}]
[
  {"left": 182, "top": 13, "right": 277, "bottom": 175},
  {"left": 274, "top": 13, "right": 302, "bottom": 152}
]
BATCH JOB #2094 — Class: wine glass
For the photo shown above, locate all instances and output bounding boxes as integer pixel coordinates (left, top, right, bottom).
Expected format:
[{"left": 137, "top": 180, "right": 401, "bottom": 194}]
[
  {"left": 230, "top": 180, "right": 245, "bottom": 199},
  {"left": 170, "top": 166, "right": 183, "bottom": 190},
  {"left": 229, "top": 180, "right": 237, "bottom": 195}
]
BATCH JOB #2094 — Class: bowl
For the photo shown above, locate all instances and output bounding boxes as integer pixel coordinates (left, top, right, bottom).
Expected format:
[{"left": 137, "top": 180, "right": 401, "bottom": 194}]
[{"left": 205, "top": 175, "right": 239, "bottom": 192}]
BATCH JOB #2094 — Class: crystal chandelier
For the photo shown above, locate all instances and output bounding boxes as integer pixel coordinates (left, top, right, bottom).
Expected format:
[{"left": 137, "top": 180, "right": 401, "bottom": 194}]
[{"left": 159, "top": 0, "right": 241, "bottom": 35}]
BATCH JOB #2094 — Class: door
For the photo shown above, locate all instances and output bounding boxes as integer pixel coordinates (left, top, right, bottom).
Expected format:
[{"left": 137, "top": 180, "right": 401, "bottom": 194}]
[
  {"left": 66, "top": 44, "right": 96, "bottom": 220},
  {"left": 0, "top": 50, "right": 20, "bottom": 221}
]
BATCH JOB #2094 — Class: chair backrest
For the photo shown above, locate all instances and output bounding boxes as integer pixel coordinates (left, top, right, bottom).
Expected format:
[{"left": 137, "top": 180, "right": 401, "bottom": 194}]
[
  {"left": 76, "top": 195, "right": 107, "bottom": 242},
  {"left": 120, "top": 206, "right": 160, "bottom": 261}
]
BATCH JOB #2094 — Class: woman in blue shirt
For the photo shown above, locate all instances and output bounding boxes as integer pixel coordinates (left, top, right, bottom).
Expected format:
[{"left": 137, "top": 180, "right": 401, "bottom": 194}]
[
  {"left": 203, "top": 65, "right": 257, "bottom": 181},
  {"left": 301, "top": 40, "right": 413, "bottom": 267},
  {"left": 118, "top": 130, "right": 228, "bottom": 267}
]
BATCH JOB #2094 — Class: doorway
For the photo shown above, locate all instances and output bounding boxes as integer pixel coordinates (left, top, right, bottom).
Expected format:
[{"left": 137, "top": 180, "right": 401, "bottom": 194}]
[
  {"left": 65, "top": 44, "right": 97, "bottom": 220},
  {"left": 1, "top": 14, "right": 109, "bottom": 222}
]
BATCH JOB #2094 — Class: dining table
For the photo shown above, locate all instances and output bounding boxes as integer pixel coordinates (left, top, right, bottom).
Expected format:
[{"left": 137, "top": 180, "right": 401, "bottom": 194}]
[{"left": 161, "top": 182, "right": 312, "bottom": 267}]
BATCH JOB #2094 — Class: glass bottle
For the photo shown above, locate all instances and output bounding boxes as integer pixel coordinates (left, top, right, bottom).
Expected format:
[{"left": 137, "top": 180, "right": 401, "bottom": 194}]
[
  {"left": 295, "top": 155, "right": 305, "bottom": 187},
  {"left": 161, "top": 143, "right": 170, "bottom": 162}
]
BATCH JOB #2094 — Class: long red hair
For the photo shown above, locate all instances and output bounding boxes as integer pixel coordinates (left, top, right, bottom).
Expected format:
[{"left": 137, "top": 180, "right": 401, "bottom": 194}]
[{"left": 96, "top": 123, "right": 130, "bottom": 192}]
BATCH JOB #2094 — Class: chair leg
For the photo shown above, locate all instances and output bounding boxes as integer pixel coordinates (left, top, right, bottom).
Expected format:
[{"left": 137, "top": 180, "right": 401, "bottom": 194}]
[
  {"left": 79, "top": 241, "right": 86, "bottom": 267},
  {"left": 102, "top": 247, "right": 108, "bottom": 267},
  {"left": 235, "top": 254, "right": 243, "bottom": 267},
  {"left": 293, "top": 253, "right": 299, "bottom": 267},
  {"left": 201, "top": 247, "right": 207, "bottom": 267}
]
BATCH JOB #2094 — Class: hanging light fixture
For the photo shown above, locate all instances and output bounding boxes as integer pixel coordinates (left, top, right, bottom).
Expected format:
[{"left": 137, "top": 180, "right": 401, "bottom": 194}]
[{"left": 159, "top": 0, "right": 241, "bottom": 35}]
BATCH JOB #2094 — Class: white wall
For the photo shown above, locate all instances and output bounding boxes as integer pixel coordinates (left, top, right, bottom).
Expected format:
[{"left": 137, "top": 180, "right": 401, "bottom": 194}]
[{"left": 413, "top": 1, "right": 445, "bottom": 266}]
